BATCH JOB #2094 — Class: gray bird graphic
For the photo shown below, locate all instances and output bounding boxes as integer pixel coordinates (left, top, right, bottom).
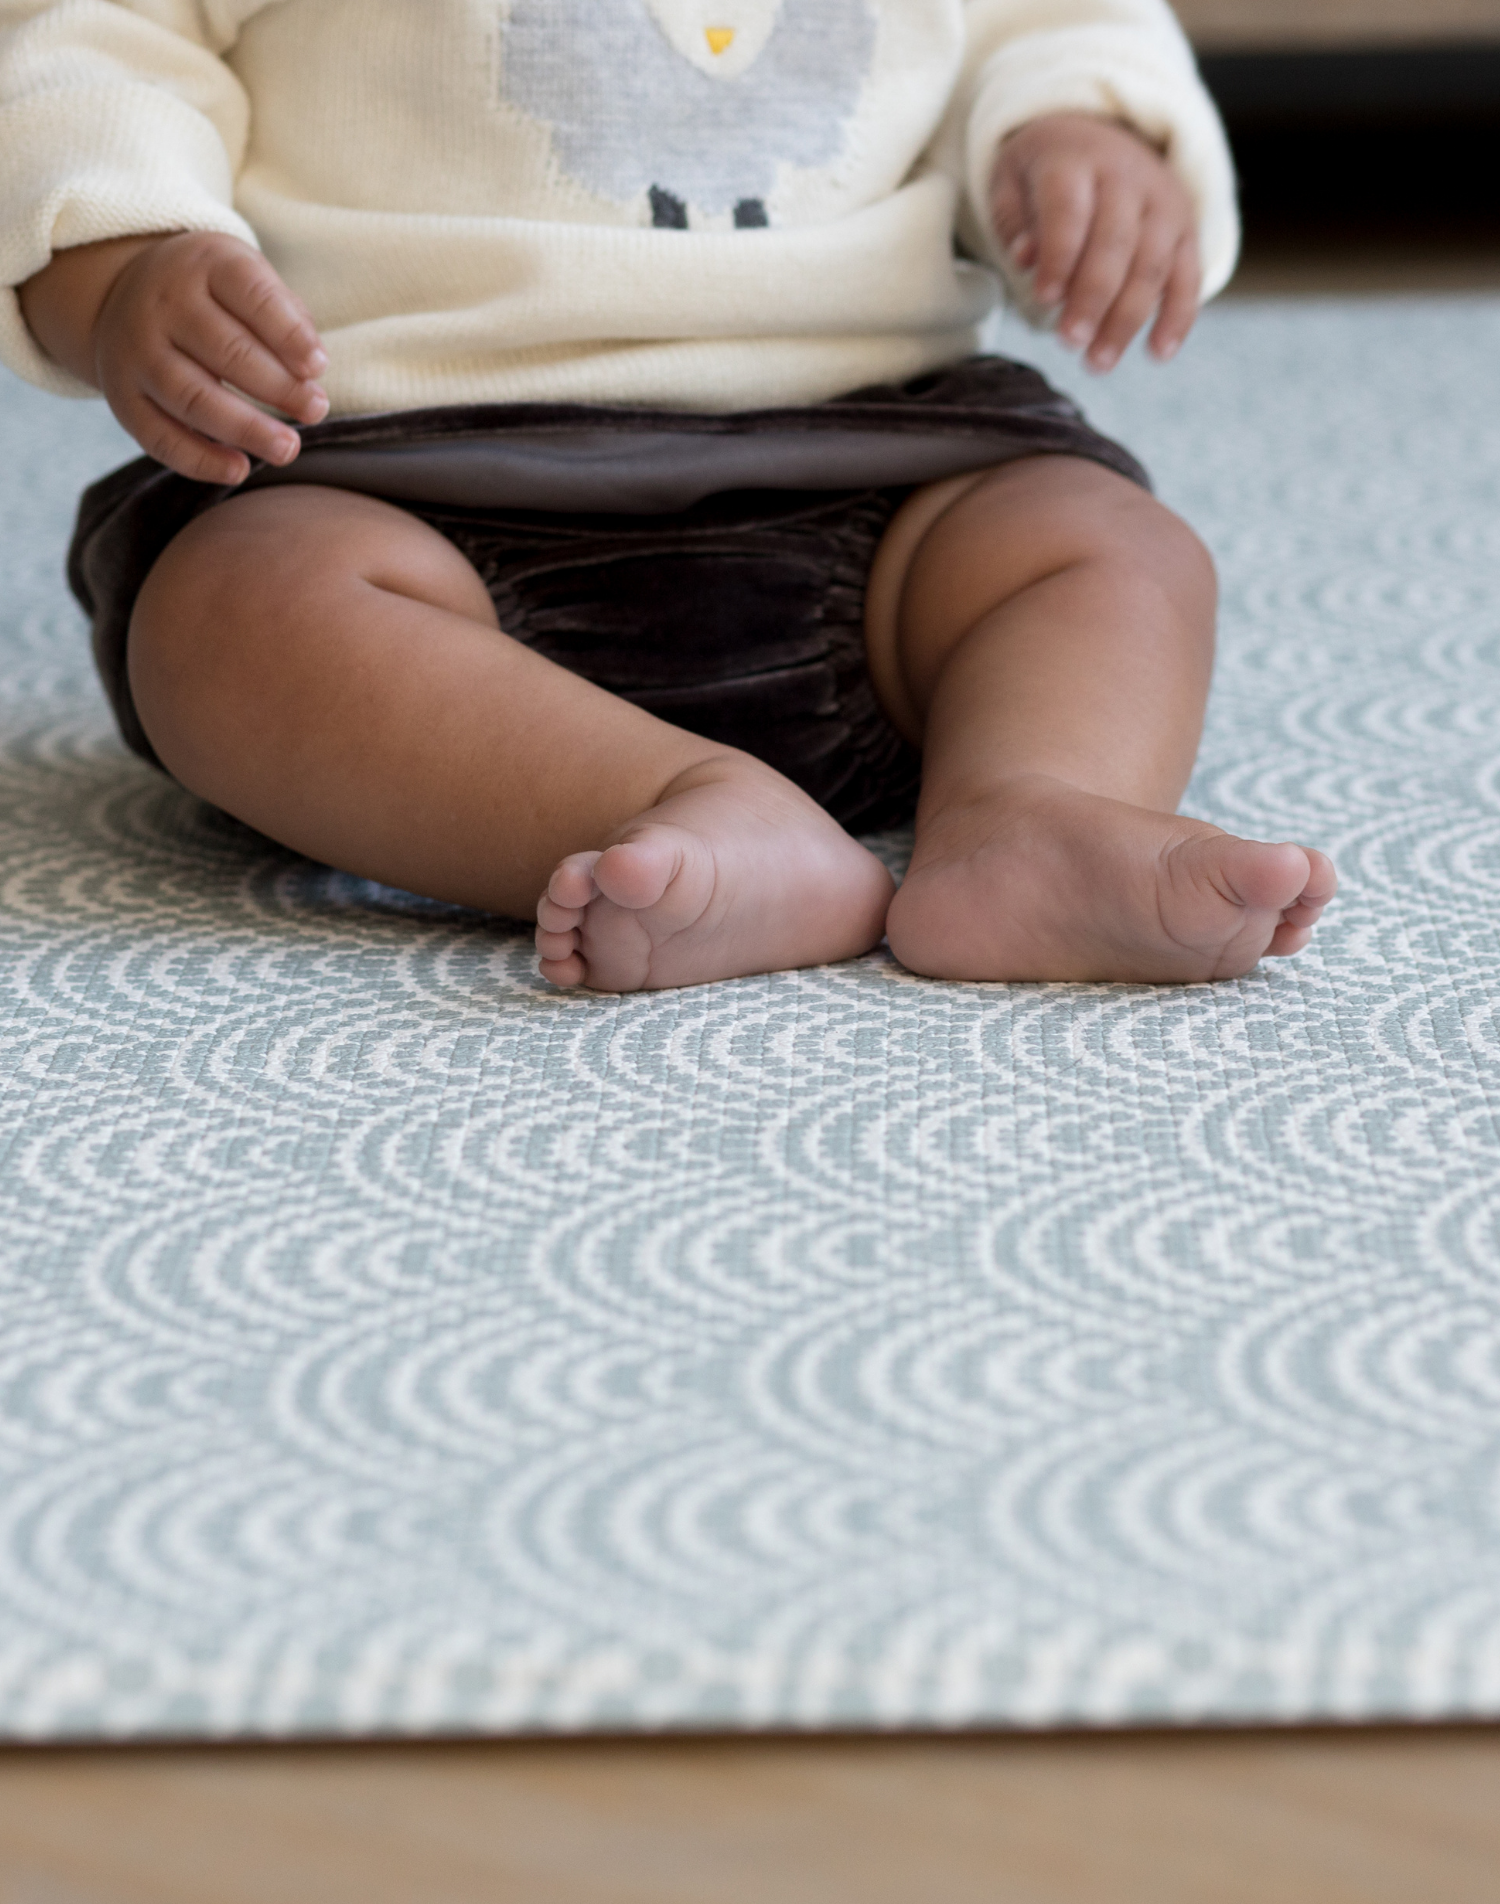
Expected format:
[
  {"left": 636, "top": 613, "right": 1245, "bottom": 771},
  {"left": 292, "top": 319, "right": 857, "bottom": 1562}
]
[{"left": 498, "top": 0, "right": 879, "bottom": 228}]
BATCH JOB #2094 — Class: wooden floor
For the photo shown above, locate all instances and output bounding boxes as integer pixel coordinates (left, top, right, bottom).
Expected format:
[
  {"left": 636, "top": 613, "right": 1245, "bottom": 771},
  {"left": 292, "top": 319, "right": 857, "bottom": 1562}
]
[
  {"left": 0, "top": 1727, "right": 1497, "bottom": 1904},
  {"left": 1176, "top": 0, "right": 1500, "bottom": 51}
]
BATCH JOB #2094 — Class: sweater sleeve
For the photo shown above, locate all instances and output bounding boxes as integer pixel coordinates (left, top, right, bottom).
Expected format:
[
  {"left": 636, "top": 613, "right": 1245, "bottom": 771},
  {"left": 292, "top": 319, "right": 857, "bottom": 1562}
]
[
  {"left": 0, "top": 0, "right": 257, "bottom": 395},
  {"left": 941, "top": 0, "right": 1239, "bottom": 311}
]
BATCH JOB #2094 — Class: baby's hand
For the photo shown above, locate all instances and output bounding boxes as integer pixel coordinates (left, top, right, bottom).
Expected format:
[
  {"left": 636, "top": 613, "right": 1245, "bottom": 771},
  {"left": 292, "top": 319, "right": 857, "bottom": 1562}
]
[
  {"left": 990, "top": 113, "right": 1201, "bottom": 372},
  {"left": 94, "top": 232, "right": 330, "bottom": 483},
  {"left": 22, "top": 231, "right": 329, "bottom": 484}
]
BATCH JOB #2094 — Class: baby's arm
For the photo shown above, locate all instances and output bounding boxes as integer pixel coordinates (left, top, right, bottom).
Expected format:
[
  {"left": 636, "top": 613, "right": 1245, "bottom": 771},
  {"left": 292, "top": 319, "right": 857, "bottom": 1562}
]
[
  {"left": 990, "top": 112, "right": 1199, "bottom": 372},
  {"left": 19, "top": 233, "right": 328, "bottom": 484},
  {"left": 945, "top": 0, "right": 1238, "bottom": 370},
  {"left": 3, "top": 1, "right": 323, "bottom": 478}
]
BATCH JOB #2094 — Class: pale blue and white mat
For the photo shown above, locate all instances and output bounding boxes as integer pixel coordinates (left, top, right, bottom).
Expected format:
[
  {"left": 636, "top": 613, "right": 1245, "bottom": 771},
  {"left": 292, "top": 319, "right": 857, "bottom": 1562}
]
[{"left": 2, "top": 299, "right": 1499, "bottom": 1741}]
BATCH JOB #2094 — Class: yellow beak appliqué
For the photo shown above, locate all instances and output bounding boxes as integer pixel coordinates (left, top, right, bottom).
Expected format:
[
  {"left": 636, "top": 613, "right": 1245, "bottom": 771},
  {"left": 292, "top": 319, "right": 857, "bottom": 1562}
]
[{"left": 705, "top": 26, "right": 736, "bottom": 55}]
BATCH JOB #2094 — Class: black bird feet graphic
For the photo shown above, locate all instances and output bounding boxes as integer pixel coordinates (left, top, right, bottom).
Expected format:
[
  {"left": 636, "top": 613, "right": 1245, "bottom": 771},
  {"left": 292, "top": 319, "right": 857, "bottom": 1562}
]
[{"left": 649, "top": 187, "right": 768, "bottom": 229}]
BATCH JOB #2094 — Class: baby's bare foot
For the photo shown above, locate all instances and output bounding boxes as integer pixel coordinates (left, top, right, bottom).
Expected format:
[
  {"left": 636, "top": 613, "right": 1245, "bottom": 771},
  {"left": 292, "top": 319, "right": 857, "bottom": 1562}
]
[
  {"left": 886, "top": 774, "right": 1337, "bottom": 984},
  {"left": 535, "top": 756, "right": 895, "bottom": 992}
]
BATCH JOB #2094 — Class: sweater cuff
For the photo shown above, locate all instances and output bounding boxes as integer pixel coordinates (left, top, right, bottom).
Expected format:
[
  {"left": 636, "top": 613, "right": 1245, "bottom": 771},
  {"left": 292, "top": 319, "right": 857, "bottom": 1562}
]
[
  {"left": 0, "top": 88, "right": 258, "bottom": 392},
  {"left": 963, "top": 30, "right": 1240, "bottom": 311}
]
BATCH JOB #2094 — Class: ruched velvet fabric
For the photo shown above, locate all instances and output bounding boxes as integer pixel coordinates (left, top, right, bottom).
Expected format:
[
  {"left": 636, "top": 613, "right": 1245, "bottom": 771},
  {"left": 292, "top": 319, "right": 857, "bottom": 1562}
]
[{"left": 69, "top": 356, "right": 1148, "bottom": 834}]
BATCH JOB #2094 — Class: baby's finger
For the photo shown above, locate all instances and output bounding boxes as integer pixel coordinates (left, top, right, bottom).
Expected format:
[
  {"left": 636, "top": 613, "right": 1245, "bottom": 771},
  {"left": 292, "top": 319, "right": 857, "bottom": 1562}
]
[
  {"left": 172, "top": 302, "right": 329, "bottom": 425},
  {"left": 1056, "top": 182, "right": 1142, "bottom": 354},
  {"left": 989, "top": 160, "right": 1030, "bottom": 251},
  {"left": 1028, "top": 164, "right": 1096, "bottom": 309},
  {"left": 1148, "top": 235, "right": 1202, "bottom": 362},
  {"left": 144, "top": 355, "right": 303, "bottom": 468},
  {"left": 206, "top": 248, "right": 328, "bottom": 380},
  {"left": 124, "top": 392, "right": 254, "bottom": 487},
  {"left": 1082, "top": 210, "right": 1181, "bottom": 371}
]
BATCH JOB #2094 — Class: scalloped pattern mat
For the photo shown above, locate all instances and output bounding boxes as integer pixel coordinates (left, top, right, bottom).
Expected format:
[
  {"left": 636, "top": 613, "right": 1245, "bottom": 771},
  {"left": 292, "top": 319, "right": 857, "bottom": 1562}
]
[{"left": 2, "top": 302, "right": 1499, "bottom": 1740}]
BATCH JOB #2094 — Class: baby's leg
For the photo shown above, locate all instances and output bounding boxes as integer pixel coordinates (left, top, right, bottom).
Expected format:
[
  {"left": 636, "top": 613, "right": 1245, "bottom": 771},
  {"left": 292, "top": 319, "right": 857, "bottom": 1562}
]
[
  {"left": 865, "top": 457, "right": 1336, "bottom": 982},
  {"left": 129, "top": 487, "right": 893, "bottom": 987}
]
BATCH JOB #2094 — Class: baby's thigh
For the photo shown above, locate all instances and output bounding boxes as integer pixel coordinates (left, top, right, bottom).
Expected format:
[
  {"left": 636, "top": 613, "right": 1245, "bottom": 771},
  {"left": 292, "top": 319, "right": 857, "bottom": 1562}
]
[{"left": 127, "top": 486, "right": 496, "bottom": 750}]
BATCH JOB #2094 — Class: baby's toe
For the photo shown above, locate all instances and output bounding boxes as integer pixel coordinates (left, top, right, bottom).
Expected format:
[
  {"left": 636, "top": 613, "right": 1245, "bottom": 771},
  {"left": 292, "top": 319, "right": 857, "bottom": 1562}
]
[
  {"left": 538, "top": 949, "right": 588, "bottom": 989},
  {"left": 547, "top": 852, "right": 603, "bottom": 911},
  {"left": 1224, "top": 839, "right": 1314, "bottom": 914},
  {"left": 1278, "top": 849, "right": 1338, "bottom": 930},
  {"left": 537, "top": 892, "right": 585, "bottom": 934},
  {"left": 1265, "top": 921, "right": 1314, "bottom": 959},
  {"left": 592, "top": 831, "right": 680, "bottom": 911},
  {"left": 536, "top": 927, "right": 580, "bottom": 962},
  {"left": 1281, "top": 895, "right": 1327, "bottom": 931},
  {"left": 1298, "top": 849, "right": 1339, "bottom": 912}
]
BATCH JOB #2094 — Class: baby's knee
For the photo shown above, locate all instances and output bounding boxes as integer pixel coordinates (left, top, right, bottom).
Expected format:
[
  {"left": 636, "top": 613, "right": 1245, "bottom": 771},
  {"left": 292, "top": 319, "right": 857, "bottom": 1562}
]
[
  {"left": 127, "top": 490, "right": 351, "bottom": 794},
  {"left": 1134, "top": 496, "right": 1216, "bottom": 609},
  {"left": 936, "top": 458, "right": 1215, "bottom": 611},
  {"left": 130, "top": 507, "right": 267, "bottom": 766},
  {"left": 128, "top": 486, "right": 492, "bottom": 784},
  {"left": 1100, "top": 496, "right": 1218, "bottom": 636},
  {"left": 1039, "top": 465, "right": 1215, "bottom": 604},
  {"left": 1034, "top": 469, "right": 1217, "bottom": 626}
]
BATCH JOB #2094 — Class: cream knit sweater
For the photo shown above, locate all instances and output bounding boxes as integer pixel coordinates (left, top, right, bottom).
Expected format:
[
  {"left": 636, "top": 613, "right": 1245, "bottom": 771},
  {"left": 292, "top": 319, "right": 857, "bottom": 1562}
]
[{"left": 0, "top": 0, "right": 1238, "bottom": 416}]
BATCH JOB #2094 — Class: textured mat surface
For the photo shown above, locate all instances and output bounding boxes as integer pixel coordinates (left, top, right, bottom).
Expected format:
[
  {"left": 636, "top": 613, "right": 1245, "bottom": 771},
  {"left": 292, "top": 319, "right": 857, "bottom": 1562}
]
[{"left": 2, "top": 301, "right": 1499, "bottom": 1740}]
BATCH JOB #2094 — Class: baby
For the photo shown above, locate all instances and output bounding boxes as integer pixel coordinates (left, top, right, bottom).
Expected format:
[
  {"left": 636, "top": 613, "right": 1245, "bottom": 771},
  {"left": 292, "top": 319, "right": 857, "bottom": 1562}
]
[{"left": 3, "top": 0, "right": 1334, "bottom": 991}]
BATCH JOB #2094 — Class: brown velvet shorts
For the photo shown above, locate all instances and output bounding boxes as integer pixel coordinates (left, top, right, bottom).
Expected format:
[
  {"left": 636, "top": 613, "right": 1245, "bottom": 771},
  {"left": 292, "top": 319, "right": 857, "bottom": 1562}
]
[{"left": 68, "top": 357, "right": 1149, "bottom": 835}]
